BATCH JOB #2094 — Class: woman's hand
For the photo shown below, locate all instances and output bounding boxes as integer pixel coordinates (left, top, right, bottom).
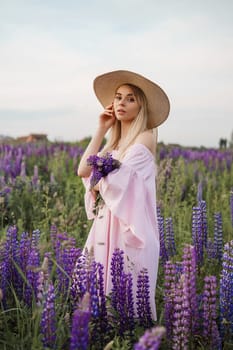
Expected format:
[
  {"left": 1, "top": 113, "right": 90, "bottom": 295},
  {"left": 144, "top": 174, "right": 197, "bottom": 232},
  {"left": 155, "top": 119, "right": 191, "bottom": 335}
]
[
  {"left": 77, "top": 104, "right": 115, "bottom": 178},
  {"left": 92, "top": 182, "right": 100, "bottom": 192},
  {"left": 99, "top": 103, "right": 116, "bottom": 131},
  {"left": 91, "top": 183, "right": 99, "bottom": 200}
]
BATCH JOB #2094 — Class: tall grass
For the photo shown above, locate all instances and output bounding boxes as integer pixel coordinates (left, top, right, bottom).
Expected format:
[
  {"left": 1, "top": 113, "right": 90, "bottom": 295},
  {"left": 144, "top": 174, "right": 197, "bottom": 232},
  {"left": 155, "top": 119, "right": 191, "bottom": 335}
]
[{"left": 0, "top": 141, "right": 232, "bottom": 349}]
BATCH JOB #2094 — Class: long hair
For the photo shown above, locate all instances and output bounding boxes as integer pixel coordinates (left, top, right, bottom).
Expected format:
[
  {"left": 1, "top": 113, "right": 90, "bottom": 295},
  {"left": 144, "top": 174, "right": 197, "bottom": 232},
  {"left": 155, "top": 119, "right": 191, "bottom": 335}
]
[{"left": 100, "top": 84, "right": 152, "bottom": 160}]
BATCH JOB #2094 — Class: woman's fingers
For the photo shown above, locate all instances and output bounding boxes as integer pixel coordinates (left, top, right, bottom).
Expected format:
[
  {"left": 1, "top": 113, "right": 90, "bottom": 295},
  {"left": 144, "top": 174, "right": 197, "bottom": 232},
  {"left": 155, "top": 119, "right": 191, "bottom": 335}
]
[
  {"left": 104, "top": 110, "right": 113, "bottom": 116},
  {"left": 104, "top": 104, "right": 113, "bottom": 114},
  {"left": 99, "top": 103, "right": 115, "bottom": 130},
  {"left": 102, "top": 103, "right": 115, "bottom": 117},
  {"left": 105, "top": 103, "right": 113, "bottom": 110}
]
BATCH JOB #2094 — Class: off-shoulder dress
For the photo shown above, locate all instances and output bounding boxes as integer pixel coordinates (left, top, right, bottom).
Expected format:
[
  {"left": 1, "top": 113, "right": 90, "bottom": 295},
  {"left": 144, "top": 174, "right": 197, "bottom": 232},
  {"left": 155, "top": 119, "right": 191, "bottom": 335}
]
[{"left": 82, "top": 143, "right": 160, "bottom": 320}]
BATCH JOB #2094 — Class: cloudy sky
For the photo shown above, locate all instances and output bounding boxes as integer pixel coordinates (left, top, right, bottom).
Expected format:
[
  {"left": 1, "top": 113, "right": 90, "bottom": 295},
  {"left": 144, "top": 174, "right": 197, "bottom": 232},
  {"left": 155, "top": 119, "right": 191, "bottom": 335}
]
[{"left": 0, "top": 0, "right": 233, "bottom": 147}]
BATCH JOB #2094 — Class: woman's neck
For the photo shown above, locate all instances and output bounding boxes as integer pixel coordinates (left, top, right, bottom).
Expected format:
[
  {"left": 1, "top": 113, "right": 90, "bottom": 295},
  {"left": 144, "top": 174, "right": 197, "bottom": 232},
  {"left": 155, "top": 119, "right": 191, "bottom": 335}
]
[{"left": 120, "top": 122, "right": 131, "bottom": 140}]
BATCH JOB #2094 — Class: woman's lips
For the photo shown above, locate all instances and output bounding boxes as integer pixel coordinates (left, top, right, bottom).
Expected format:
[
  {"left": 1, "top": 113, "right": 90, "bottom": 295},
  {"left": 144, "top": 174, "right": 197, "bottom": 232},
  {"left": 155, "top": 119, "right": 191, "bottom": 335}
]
[{"left": 117, "top": 109, "right": 126, "bottom": 114}]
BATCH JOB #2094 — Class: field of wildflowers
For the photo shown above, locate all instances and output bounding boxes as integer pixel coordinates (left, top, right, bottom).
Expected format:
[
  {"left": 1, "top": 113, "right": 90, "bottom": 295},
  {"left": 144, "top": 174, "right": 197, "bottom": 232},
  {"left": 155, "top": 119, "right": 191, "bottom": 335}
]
[{"left": 0, "top": 140, "right": 232, "bottom": 349}]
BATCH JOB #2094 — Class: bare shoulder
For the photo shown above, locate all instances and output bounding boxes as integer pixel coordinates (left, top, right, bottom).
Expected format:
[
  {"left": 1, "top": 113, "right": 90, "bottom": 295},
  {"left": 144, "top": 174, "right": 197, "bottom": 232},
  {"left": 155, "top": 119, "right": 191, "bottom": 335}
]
[{"left": 134, "top": 130, "right": 156, "bottom": 155}]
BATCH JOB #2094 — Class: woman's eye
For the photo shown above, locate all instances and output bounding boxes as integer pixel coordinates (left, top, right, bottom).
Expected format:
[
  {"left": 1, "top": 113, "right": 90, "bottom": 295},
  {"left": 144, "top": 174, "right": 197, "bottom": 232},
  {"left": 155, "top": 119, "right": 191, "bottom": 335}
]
[{"left": 114, "top": 95, "right": 135, "bottom": 102}]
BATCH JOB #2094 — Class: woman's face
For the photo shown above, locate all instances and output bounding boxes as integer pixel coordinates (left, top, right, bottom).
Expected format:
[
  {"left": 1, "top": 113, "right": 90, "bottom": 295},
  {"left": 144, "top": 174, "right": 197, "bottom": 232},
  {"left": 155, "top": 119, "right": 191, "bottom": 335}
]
[{"left": 113, "top": 85, "right": 141, "bottom": 123}]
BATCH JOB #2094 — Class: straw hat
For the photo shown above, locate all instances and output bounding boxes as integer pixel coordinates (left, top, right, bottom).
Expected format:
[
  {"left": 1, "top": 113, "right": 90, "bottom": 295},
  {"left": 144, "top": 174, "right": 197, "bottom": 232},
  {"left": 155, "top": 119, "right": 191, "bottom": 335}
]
[{"left": 93, "top": 70, "right": 170, "bottom": 128}]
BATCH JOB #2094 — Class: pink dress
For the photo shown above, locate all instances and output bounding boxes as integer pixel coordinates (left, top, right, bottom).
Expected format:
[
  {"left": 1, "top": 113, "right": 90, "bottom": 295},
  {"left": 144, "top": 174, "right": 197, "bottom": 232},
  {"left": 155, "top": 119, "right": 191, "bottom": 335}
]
[{"left": 82, "top": 143, "right": 160, "bottom": 320}]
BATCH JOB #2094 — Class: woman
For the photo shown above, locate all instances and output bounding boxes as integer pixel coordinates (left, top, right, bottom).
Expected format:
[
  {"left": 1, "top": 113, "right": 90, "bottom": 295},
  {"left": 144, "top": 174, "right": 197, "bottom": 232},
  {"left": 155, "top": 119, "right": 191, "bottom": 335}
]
[{"left": 77, "top": 70, "right": 170, "bottom": 320}]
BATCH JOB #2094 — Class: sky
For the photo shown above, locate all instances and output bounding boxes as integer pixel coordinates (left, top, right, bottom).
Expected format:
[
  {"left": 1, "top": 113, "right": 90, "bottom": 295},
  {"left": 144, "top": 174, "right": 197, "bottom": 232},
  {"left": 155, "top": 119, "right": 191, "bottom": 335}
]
[{"left": 0, "top": 0, "right": 233, "bottom": 148}]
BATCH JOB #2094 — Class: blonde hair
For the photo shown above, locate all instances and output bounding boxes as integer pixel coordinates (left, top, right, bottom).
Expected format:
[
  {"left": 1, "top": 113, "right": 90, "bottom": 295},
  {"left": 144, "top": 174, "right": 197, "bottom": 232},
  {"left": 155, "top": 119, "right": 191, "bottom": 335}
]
[{"left": 100, "top": 84, "right": 150, "bottom": 160}]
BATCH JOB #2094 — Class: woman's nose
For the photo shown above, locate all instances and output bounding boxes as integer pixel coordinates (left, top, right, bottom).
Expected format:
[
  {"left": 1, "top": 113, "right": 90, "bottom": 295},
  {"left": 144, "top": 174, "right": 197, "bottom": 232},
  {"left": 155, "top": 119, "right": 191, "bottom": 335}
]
[{"left": 119, "top": 98, "right": 126, "bottom": 106}]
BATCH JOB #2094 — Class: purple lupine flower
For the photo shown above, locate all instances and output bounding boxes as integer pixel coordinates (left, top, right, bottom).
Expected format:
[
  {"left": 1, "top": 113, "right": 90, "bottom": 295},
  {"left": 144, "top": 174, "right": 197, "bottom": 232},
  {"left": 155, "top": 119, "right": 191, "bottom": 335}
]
[
  {"left": 55, "top": 232, "right": 69, "bottom": 293},
  {"left": 19, "top": 231, "right": 31, "bottom": 274},
  {"left": 95, "top": 262, "right": 108, "bottom": 334},
  {"left": 164, "top": 261, "right": 178, "bottom": 342},
  {"left": 134, "top": 326, "right": 166, "bottom": 350},
  {"left": 62, "top": 247, "right": 82, "bottom": 293},
  {"left": 96, "top": 262, "right": 106, "bottom": 313},
  {"left": 55, "top": 231, "right": 81, "bottom": 296},
  {"left": 117, "top": 272, "right": 135, "bottom": 335},
  {"left": 157, "top": 207, "right": 168, "bottom": 264},
  {"left": 40, "top": 283, "right": 56, "bottom": 348},
  {"left": 125, "top": 272, "right": 135, "bottom": 333},
  {"left": 192, "top": 206, "right": 204, "bottom": 265},
  {"left": 0, "top": 186, "right": 11, "bottom": 206},
  {"left": 171, "top": 274, "right": 190, "bottom": 350},
  {"left": 71, "top": 249, "right": 97, "bottom": 306},
  {"left": 70, "top": 292, "right": 91, "bottom": 350},
  {"left": 3, "top": 186, "right": 11, "bottom": 195},
  {"left": 31, "top": 228, "right": 41, "bottom": 249},
  {"left": 165, "top": 217, "right": 176, "bottom": 257},
  {"left": 110, "top": 248, "right": 125, "bottom": 311},
  {"left": 25, "top": 248, "right": 40, "bottom": 305},
  {"left": 72, "top": 253, "right": 108, "bottom": 346},
  {"left": 219, "top": 240, "right": 233, "bottom": 341},
  {"left": 182, "top": 245, "right": 199, "bottom": 337},
  {"left": 87, "top": 153, "right": 121, "bottom": 189},
  {"left": 86, "top": 260, "right": 108, "bottom": 347},
  {"left": 206, "top": 238, "right": 217, "bottom": 260},
  {"left": 199, "top": 200, "right": 208, "bottom": 248},
  {"left": 0, "top": 225, "right": 19, "bottom": 298},
  {"left": 165, "top": 247, "right": 197, "bottom": 347},
  {"left": 214, "top": 212, "right": 223, "bottom": 261},
  {"left": 71, "top": 253, "right": 89, "bottom": 303},
  {"left": 136, "top": 268, "right": 153, "bottom": 328},
  {"left": 89, "top": 260, "right": 100, "bottom": 318},
  {"left": 14, "top": 148, "right": 23, "bottom": 177},
  {"left": 202, "top": 276, "right": 221, "bottom": 349},
  {"left": 230, "top": 189, "right": 233, "bottom": 228},
  {"left": 159, "top": 147, "right": 233, "bottom": 171},
  {"left": 18, "top": 231, "right": 31, "bottom": 298}
]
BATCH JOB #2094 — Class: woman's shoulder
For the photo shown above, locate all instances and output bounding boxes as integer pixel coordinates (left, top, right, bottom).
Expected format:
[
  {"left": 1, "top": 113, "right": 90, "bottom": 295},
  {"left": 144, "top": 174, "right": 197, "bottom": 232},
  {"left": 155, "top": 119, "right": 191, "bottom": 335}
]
[{"left": 134, "top": 130, "right": 156, "bottom": 156}]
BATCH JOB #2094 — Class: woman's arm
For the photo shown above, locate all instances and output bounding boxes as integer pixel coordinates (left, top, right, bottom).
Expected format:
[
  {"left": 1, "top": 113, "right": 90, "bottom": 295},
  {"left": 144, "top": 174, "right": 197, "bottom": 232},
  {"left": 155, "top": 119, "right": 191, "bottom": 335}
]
[{"left": 77, "top": 104, "right": 116, "bottom": 178}]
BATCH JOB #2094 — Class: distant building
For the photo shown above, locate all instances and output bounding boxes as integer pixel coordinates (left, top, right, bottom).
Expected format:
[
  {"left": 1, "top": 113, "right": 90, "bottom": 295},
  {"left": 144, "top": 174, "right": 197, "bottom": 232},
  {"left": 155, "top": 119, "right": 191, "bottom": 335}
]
[
  {"left": 17, "top": 133, "right": 48, "bottom": 143},
  {"left": 0, "top": 135, "right": 14, "bottom": 143}
]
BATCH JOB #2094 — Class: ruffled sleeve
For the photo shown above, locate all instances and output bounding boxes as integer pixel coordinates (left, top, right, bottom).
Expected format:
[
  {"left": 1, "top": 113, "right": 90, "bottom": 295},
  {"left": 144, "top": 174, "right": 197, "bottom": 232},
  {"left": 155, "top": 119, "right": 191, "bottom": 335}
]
[
  {"left": 82, "top": 177, "right": 96, "bottom": 220},
  {"left": 98, "top": 144, "right": 156, "bottom": 248}
]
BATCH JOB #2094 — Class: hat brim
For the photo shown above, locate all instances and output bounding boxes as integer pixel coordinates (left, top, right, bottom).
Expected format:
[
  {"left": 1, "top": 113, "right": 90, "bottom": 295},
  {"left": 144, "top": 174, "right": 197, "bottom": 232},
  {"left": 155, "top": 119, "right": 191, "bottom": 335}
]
[{"left": 93, "top": 70, "right": 170, "bottom": 128}]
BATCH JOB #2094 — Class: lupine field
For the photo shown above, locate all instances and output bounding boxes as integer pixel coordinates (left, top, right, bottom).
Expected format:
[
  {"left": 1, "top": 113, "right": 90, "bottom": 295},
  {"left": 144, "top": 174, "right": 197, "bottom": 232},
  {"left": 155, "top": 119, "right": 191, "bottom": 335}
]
[{"left": 0, "top": 139, "right": 233, "bottom": 350}]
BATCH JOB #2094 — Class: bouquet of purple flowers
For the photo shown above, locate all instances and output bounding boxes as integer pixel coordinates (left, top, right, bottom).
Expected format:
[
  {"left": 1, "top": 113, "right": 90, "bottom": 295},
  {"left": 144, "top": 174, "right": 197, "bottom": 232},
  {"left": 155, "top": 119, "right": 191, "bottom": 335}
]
[
  {"left": 87, "top": 153, "right": 121, "bottom": 189},
  {"left": 87, "top": 153, "right": 121, "bottom": 216}
]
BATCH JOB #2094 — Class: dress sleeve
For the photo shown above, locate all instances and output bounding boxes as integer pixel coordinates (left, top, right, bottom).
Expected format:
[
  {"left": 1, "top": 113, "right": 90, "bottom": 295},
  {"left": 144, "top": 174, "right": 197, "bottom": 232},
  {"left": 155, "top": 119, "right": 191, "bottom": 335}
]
[
  {"left": 98, "top": 144, "right": 156, "bottom": 249},
  {"left": 82, "top": 177, "right": 96, "bottom": 220}
]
